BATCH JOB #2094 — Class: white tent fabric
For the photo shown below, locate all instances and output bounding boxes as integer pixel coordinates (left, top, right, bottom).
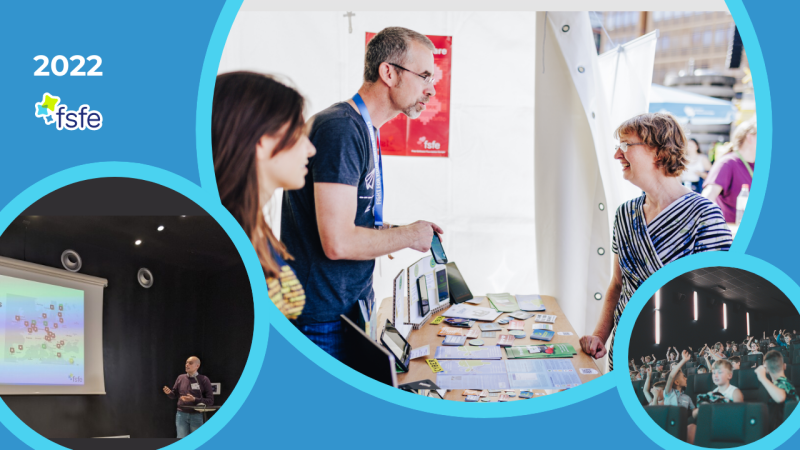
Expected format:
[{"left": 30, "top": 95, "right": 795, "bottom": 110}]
[
  {"left": 534, "top": 12, "right": 655, "bottom": 370},
  {"left": 220, "top": 11, "right": 539, "bottom": 307}
]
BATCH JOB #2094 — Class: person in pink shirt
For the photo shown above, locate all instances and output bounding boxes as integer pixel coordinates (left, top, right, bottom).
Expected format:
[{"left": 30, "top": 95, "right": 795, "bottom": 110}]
[{"left": 703, "top": 117, "right": 756, "bottom": 223}]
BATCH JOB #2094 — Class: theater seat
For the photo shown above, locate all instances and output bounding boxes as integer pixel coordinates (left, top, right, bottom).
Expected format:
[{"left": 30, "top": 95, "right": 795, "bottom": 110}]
[
  {"left": 791, "top": 364, "right": 800, "bottom": 388},
  {"left": 745, "top": 354, "right": 763, "bottom": 368},
  {"left": 684, "top": 375, "right": 696, "bottom": 402},
  {"left": 686, "top": 361, "right": 695, "bottom": 369},
  {"left": 694, "top": 403, "right": 769, "bottom": 448},
  {"left": 633, "top": 380, "right": 649, "bottom": 406},
  {"left": 786, "top": 400, "right": 798, "bottom": 421},
  {"left": 736, "top": 369, "right": 770, "bottom": 403},
  {"left": 644, "top": 405, "right": 687, "bottom": 441},
  {"left": 693, "top": 373, "right": 714, "bottom": 400}
]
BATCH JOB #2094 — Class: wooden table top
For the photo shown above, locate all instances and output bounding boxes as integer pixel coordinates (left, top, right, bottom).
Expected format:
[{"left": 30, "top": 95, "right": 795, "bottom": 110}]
[{"left": 377, "top": 295, "right": 603, "bottom": 402}]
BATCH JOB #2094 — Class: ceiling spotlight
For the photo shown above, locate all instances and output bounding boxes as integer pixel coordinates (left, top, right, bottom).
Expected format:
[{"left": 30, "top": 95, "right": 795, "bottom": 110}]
[
  {"left": 157, "top": 225, "right": 164, "bottom": 231},
  {"left": 180, "top": 215, "right": 187, "bottom": 218},
  {"left": 135, "top": 240, "right": 142, "bottom": 246}
]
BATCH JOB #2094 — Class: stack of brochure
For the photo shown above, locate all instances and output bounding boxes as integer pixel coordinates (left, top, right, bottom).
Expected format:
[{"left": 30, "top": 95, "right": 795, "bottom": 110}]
[{"left": 504, "top": 343, "right": 578, "bottom": 359}]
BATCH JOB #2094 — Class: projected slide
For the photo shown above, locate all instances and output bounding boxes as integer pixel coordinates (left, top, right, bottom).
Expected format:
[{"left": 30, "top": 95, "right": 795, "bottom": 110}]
[{"left": 0, "top": 275, "right": 85, "bottom": 386}]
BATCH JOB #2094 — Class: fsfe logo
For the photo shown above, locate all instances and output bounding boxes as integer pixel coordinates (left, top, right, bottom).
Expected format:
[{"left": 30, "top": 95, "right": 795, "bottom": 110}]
[{"left": 35, "top": 92, "right": 103, "bottom": 130}]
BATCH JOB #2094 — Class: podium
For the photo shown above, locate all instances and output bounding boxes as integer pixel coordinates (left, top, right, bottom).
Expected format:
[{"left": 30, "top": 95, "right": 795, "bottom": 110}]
[{"left": 185, "top": 404, "right": 220, "bottom": 423}]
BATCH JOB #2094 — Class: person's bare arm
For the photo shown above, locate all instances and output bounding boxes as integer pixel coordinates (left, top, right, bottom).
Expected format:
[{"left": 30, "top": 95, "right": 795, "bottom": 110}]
[
  {"left": 579, "top": 255, "right": 622, "bottom": 358},
  {"left": 643, "top": 367, "right": 653, "bottom": 403},
  {"left": 666, "top": 350, "right": 691, "bottom": 396},
  {"left": 702, "top": 184, "right": 723, "bottom": 204},
  {"left": 755, "top": 366, "right": 787, "bottom": 403},
  {"left": 315, "top": 183, "right": 442, "bottom": 260}
]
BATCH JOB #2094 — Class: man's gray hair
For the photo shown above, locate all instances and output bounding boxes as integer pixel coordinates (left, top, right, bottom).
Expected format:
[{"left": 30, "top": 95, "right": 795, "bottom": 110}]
[{"left": 364, "top": 27, "right": 435, "bottom": 83}]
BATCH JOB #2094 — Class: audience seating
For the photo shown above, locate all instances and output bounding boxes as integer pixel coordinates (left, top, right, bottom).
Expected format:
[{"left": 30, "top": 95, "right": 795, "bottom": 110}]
[
  {"left": 632, "top": 380, "right": 649, "bottom": 406},
  {"left": 745, "top": 353, "right": 763, "bottom": 368},
  {"left": 786, "top": 400, "right": 798, "bottom": 421},
  {"left": 735, "top": 369, "right": 770, "bottom": 403},
  {"left": 644, "top": 405, "right": 687, "bottom": 441},
  {"left": 693, "top": 403, "right": 768, "bottom": 447}
]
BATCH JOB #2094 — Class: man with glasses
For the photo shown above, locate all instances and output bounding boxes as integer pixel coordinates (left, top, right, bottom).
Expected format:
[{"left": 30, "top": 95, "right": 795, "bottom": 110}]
[{"left": 282, "top": 27, "right": 443, "bottom": 360}]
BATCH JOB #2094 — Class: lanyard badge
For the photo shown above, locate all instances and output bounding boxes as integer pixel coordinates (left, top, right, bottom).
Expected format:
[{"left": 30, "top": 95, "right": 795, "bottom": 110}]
[{"left": 352, "top": 94, "right": 384, "bottom": 228}]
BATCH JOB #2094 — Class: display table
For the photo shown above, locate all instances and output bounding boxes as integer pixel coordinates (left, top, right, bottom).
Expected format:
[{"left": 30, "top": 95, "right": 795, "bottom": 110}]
[{"left": 377, "top": 295, "right": 602, "bottom": 401}]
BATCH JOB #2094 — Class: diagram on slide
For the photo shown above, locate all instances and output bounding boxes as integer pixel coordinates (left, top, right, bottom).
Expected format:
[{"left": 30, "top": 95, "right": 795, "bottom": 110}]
[{"left": 0, "top": 275, "right": 85, "bottom": 385}]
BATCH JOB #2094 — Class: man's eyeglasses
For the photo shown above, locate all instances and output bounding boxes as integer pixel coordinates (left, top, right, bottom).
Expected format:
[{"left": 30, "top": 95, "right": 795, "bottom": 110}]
[
  {"left": 615, "top": 142, "right": 646, "bottom": 153},
  {"left": 388, "top": 63, "right": 435, "bottom": 85}
]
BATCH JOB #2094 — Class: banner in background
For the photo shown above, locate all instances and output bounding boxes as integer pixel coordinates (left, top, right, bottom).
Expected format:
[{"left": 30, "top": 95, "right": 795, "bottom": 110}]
[{"left": 366, "top": 33, "right": 452, "bottom": 157}]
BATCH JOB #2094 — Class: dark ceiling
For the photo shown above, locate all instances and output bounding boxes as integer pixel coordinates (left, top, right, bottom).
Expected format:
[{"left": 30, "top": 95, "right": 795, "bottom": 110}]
[
  {"left": 0, "top": 178, "right": 245, "bottom": 272},
  {"left": 672, "top": 267, "right": 796, "bottom": 315},
  {"left": 7, "top": 215, "right": 243, "bottom": 272}
]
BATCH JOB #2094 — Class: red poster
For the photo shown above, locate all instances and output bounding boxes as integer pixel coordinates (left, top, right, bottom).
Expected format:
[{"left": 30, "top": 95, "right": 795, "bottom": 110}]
[{"left": 366, "top": 33, "right": 452, "bottom": 157}]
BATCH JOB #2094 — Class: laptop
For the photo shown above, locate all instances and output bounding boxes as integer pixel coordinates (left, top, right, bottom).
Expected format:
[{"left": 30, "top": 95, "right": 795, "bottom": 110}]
[{"left": 340, "top": 315, "right": 398, "bottom": 388}]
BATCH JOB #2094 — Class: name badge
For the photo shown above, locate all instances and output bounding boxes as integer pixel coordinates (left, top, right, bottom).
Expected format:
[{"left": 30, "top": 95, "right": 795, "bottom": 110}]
[{"left": 191, "top": 383, "right": 200, "bottom": 390}]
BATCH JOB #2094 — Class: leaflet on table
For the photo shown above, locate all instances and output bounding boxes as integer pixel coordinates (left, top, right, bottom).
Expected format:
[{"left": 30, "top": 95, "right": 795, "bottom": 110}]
[
  {"left": 532, "top": 324, "right": 554, "bottom": 330},
  {"left": 410, "top": 345, "right": 430, "bottom": 359},
  {"left": 531, "top": 329, "right": 555, "bottom": 341},
  {"left": 437, "top": 327, "right": 480, "bottom": 338},
  {"left": 504, "top": 343, "right": 578, "bottom": 359},
  {"left": 434, "top": 359, "right": 581, "bottom": 390},
  {"left": 517, "top": 294, "right": 545, "bottom": 312},
  {"left": 487, "top": 293, "right": 519, "bottom": 312},
  {"left": 534, "top": 314, "right": 557, "bottom": 323},
  {"left": 442, "top": 304, "right": 502, "bottom": 321},
  {"left": 505, "top": 359, "right": 582, "bottom": 389},
  {"left": 434, "top": 345, "right": 503, "bottom": 360}
]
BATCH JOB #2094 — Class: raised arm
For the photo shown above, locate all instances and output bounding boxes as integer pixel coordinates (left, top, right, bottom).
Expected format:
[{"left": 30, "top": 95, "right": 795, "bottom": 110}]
[
  {"left": 643, "top": 367, "right": 654, "bottom": 403},
  {"left": 756, "top": 366, "right": 786, "bottom": 403},
  {"left": 665, "top": 350, "right": 691, "bottom": 396}
]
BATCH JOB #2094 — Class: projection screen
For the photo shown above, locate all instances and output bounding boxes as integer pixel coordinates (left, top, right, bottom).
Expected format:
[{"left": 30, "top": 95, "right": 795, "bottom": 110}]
[{"left": 0, "top": 256, "right": 107, "bottom": 395}]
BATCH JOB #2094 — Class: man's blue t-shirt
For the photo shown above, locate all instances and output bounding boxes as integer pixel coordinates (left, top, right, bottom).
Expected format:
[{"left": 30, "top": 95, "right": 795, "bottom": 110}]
[{"left": 281, "top": 101, "right": 377, "bottom": 326}]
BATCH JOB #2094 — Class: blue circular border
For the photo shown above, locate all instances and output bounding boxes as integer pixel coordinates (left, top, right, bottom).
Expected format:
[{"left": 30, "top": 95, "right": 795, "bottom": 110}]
[
  {"left": 189, "top": 0, "right": 776, "bottom": 420},
  {"left": 0, "top": 163, "right": 270, "bottom": 450},
  {"left": 614, "top": 254, "right": 800, "bottom": 449}
]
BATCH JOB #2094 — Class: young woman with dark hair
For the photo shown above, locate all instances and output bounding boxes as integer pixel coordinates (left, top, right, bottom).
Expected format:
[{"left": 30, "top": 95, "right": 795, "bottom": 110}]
[{"left": 212, "top": 71, "right": 316, "bottom": 319}]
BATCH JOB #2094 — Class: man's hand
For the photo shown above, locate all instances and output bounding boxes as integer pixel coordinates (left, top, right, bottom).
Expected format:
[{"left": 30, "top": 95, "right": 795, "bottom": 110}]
[
  {"left": 162, "top": 386, "right": 172, "bottom": 395},
  {"left": 579, "top": 335, "right": 607, "bottom": 359},
  {"left": 179, "top": 394, "right": 195, "bottom": 402},
  {"left": 681, "top": 350, "right": 691, "bottom": 362},
  {"left": 406, "top": 221, "right": 443, "bottom": 252}
]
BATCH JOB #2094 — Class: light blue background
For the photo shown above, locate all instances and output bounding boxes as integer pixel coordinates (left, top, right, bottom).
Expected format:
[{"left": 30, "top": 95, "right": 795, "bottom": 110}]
[{"left": 0, "top": 0, "right": 797, "bottom": 449}]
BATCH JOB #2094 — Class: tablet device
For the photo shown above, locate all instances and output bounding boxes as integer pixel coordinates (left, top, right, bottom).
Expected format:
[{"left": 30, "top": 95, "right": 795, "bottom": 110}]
[
  {"left": 445, "top": 262, "right": 474, "bottom": 304},
  {"left": 380, "top": 319, "right": 412, "bottom": 373}
]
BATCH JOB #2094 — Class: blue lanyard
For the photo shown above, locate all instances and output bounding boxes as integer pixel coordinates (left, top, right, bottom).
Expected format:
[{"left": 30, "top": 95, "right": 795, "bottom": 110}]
[{"left": 352, "top": 93, "right": 384, "bottom": 227}]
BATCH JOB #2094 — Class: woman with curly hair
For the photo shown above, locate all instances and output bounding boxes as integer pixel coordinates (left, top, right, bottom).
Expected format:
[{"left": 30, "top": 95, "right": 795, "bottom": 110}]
[{"left": 580, "top": 113, "right": 732, "bottom": 371}]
